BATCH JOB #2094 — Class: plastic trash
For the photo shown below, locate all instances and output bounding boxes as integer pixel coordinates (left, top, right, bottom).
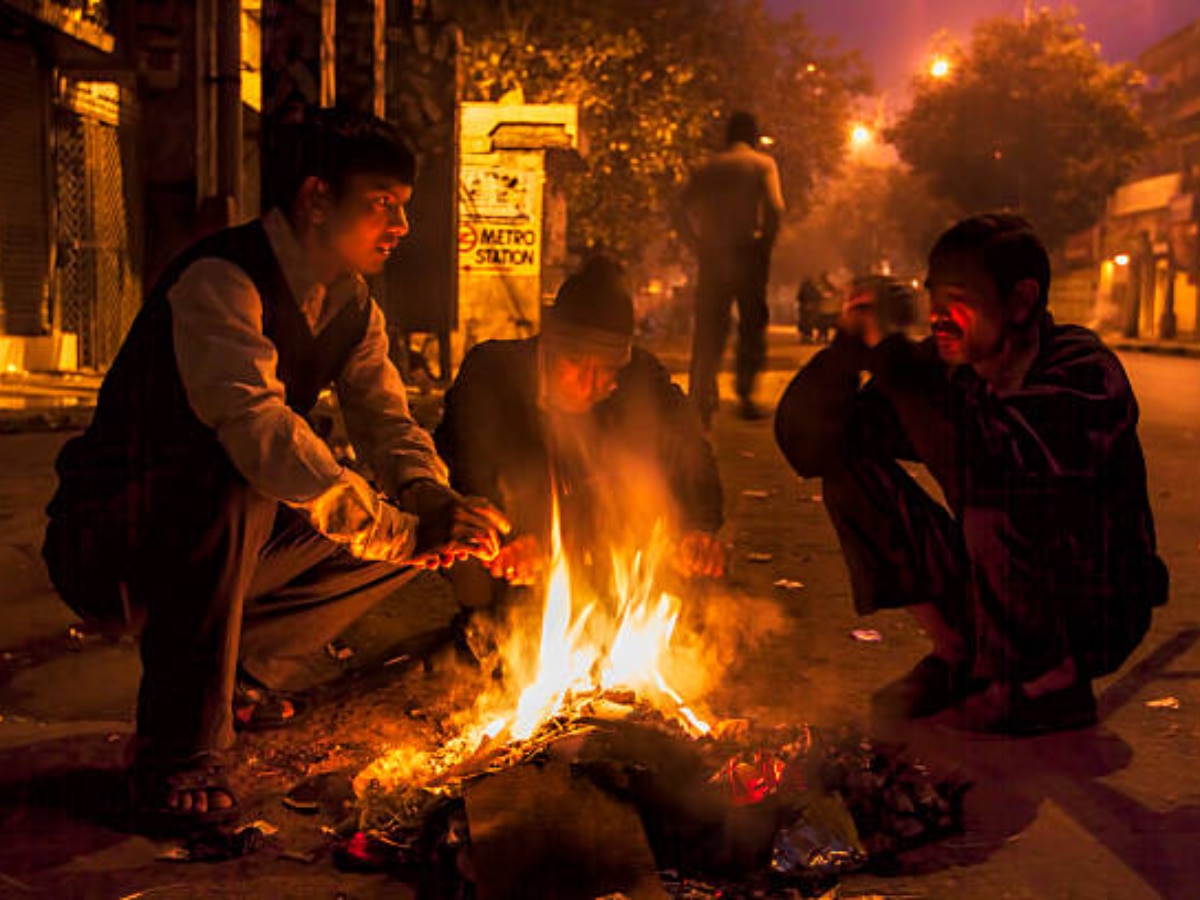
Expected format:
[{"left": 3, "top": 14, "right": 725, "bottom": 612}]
[{"left": 1146, "top": 696, "right": 1181, "bottom": 710}]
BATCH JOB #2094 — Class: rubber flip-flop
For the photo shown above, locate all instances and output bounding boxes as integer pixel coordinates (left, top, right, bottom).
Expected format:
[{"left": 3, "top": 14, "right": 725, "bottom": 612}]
[
  {"left": 129, "top": 754, "right": 239, "bottom": 835},
  {"left": 233, "top": 683, "right": 310, "bottom": 731}
]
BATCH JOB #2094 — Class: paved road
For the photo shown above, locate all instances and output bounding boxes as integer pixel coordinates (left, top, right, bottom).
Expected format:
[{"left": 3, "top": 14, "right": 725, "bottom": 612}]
[
  {"left": 0, "top": 334, "right": 1197, "bottom": 897},
  {"left": 1114, "top": 353, "right": 1199, "bottom": 610},
  {"left": 1125, "top": 352, "right": 1200, "bottom": 434}
]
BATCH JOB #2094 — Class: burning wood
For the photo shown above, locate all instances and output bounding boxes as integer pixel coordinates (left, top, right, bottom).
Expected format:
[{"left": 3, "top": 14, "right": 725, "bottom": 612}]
[
  {"left": 338, "top": 514, "right": 966, "bottom": 898},
  {"left": 346, "top": 713, "right": 965, "bottom": 899}
]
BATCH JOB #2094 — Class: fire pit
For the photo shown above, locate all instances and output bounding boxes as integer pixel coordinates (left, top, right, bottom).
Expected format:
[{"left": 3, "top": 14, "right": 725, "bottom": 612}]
[
  {"left": 334, "top": 519, "right": 968, "bottom": 898},
  {"left": 347, "top": 710, "right": 965, "bottom": 898}
]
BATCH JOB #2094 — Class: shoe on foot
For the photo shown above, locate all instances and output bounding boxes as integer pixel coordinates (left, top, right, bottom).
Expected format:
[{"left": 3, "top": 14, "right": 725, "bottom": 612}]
[
  {"left": 691, "top": 394, "right": 717, "bottom": 430},
  {"left": 872, "top": 653, "right": 978, "bottom": 720},
  {"left": 947, "top": 678, "right": 1097, "bottom": 736},
  {"left": 735, "top": 398, "right": 769, "bottom": 421}
]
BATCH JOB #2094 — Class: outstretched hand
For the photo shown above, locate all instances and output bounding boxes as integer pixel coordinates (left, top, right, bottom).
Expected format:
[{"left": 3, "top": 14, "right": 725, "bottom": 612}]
[
  {"left": 487, "top": 534, "right": 545, "bottom": 585},
  {"left": 674, "top": 531, "right": 726, "bottom": 579},
  {"left": 403, "top": 481, "right": 511, "bottom": 570}
]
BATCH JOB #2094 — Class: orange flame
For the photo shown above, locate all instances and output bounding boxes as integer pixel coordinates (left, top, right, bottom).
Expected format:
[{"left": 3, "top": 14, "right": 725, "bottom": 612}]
[
  {"left": 486, "top": 513, "right": 709, "bottom": 742},
  {"left": 359, "top": 510, "right": 709, "bottom": 794}
]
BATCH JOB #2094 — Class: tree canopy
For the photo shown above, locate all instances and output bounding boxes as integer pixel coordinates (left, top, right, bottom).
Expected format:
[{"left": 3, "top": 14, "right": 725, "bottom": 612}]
[
  {"left": 887, "top": 9, "right": 1148, "bottom": 249},
  {"left": 779, "top": 162, "right": 958, "bottom": 285},
  {"left": 452, "top": 0, "right": 869, "bottom": 267}
]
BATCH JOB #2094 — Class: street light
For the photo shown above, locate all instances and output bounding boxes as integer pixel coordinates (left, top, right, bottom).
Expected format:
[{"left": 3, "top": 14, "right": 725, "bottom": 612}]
[
  {"left": 850, "top": 123, "right": 873, "bottom": 148},
  {"left": 1114, "top": 253, "right": 1130, "bottom": 267},
  {"left": 930, "top": 56, "right": 951, "bottom": 79}
]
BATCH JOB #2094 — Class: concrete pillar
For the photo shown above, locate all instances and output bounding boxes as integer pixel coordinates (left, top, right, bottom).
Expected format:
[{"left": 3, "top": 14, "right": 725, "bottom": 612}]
[
  {"left": 372, "top": 0, "right": 385, "bottom": 119},
  {"left": 320, "top": 0, "right": 335, "bottom": 107},
  {"left": 1159, "top": 245, "right": 1177, "bottom": 339},
  {"left": 215, "top": 0, "right": 243, "bottom": 218}
]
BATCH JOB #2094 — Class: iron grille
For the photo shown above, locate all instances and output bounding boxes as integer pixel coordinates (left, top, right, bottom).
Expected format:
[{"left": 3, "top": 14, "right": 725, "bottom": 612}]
[
  {"left": 55, "top": 110, "right": 90, "bottom": 364},
  {"left": 55, "top": 104, "right": 140, "bottom": 369}
]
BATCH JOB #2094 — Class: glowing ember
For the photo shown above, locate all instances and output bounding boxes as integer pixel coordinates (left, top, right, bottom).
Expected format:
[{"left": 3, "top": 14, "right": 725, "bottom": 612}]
[{"left": 360, "top": 512, "right": 710, "bottom": 794}]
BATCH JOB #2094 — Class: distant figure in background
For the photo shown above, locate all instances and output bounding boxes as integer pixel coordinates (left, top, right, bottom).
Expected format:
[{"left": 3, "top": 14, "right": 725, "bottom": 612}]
[
  {"left": 776, "top": 215, "right": 1167, "bottom": 736},
  {"left": 677, "top": 111, "right": 785, "bottom": 426},
  {"left": 796, "top": 277, "right": 823, "bottom": 344},
  {"left": 797, "top": 273, "right": 840, "bottom": 344}
]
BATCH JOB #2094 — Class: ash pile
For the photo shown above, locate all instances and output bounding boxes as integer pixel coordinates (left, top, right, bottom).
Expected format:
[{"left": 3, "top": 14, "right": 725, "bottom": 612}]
[{"left": 340, "top": 697, "right": 969, "bottom": 899}]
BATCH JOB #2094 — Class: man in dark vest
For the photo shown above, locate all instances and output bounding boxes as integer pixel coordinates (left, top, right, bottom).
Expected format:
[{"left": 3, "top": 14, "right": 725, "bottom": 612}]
[{"left": 43, "top": 111, "right": 508, "bottom": 827}]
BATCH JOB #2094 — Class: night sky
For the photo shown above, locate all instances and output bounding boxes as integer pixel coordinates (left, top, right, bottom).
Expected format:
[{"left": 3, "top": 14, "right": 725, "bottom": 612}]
[{"left": 770, "top": 0, "right": 1200, "bottom": 93}]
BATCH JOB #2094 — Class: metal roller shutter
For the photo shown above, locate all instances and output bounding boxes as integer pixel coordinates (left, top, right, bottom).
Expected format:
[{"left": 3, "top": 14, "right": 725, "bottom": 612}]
[{"left": 0, "top": 35, "right": 50, "bottom": 337}]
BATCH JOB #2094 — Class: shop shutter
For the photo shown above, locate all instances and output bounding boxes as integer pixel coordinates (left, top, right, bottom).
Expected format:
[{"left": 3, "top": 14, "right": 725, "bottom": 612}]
[{"left": 0, "top": 36, "right": 50, "bottom": 337}]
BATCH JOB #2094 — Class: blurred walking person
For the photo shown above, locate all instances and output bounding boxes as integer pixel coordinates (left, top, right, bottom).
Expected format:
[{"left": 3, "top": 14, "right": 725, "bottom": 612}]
[{"left": 677, "top": 111, "right": 785, "bottom": 427}]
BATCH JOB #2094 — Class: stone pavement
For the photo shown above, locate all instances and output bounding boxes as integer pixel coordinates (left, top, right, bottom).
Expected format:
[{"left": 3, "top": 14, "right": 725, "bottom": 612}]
[
  {"left": 1104, "top": 334, "right": 1200, "bottom": 360},
  {"left": 0, "top": 329, "right": 1198, "bottom": 898}
]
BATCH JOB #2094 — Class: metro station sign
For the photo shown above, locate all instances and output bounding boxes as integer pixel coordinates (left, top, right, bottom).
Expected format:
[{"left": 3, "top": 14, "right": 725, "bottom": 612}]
[{"left": 458, "top": 164, "right": 541, "bottom": 276}]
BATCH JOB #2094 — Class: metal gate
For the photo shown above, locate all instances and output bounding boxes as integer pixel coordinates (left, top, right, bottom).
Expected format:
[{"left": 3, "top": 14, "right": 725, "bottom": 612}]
[
  {"left": 54, "top": 82, "right": 139, "bottom": 369},
  {"left": 0, "top": 36, "right": 51, "bottom": 339}
]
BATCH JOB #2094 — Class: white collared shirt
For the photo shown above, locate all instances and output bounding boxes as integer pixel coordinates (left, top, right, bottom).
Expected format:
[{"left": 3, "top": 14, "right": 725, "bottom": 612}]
[{"left": 167, "top": 208, "right": 446, "bottom": 504}]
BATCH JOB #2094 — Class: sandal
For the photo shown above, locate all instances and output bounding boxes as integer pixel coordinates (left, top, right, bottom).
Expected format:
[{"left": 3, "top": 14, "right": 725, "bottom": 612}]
[
  {"left": 871, "top": 653, "right": 981, "bottom": 720},
  {"left": 129, "top": 752, "right": 239, "bottom": 834},
  {"left": 233, "top": 680, "right": 309, "bottom": 732},
  {"left": 946, "top": 678, "right": 1097, "bottom": 737}
]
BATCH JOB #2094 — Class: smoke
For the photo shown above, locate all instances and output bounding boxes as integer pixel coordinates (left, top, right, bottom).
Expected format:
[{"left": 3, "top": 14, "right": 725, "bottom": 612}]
[{"left": 662, "top": 585, "right": 789, "bottom": 718}]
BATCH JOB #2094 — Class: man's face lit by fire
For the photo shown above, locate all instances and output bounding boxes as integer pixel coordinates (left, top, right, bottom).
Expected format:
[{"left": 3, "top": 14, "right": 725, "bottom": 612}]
[
  {"left": 322, "top": 174, "right": 413, "bottom": 277},
  {"left": 543, "top": 350, "right": 622, "bottom": 414},
  {"left": 926, "top": 255, "right": 1007, "bottom": 368}
]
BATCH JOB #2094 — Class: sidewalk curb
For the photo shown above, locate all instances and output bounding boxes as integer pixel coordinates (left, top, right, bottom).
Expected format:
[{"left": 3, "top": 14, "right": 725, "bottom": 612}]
[
  {"left": 0, "top": 407, "right": 93, "bottom": 435},
  {"left": 1108, "top": 341, "right": 1200, "bottom": 360}
]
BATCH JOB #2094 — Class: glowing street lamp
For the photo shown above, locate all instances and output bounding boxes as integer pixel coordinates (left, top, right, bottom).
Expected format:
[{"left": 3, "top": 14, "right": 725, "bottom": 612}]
[
  {"left": 930, "top": 56, "right": 951, "bottom": 79},
  {"left": 850, "top": 123, "right": 873, "bottom": 148},
  {"left": 1114, "top": 253, "right": 1130, "bottom": 267}
]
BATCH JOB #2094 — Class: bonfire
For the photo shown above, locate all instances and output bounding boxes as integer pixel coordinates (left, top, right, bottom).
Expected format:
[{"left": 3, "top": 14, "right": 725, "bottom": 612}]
[
  {"left": 357, "top": 512, "right": 710, "bottom": 796},
  {"left": 339, "top": 512, "right": 966, "bottom": 899}
]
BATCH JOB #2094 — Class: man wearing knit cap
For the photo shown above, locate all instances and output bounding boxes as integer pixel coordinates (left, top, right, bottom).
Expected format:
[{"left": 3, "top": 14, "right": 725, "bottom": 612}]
[
  {"left": 677, "top": 110, "right": 785, "bottom": 426},
  {"left": 436, "top": 256, "right": 726, "bottom": 619}
]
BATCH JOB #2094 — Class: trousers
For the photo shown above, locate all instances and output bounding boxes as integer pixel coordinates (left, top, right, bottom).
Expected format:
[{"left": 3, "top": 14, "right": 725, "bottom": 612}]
[
  {"left": 689, "top": 241, "right": 770, "bottom": 422},
  {"left": 821, "top": 457, "right": 1154, "bottom": 683},
  {"left": 45, "top": 454, "right": 416, "bottom": 757}
]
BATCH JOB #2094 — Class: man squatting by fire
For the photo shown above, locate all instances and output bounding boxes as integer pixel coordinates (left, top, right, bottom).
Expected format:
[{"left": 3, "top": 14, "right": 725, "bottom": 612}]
[
  {"left": 42, "top": 112, "right": 513, "bottom": 828},
  {"left": 776, "top": 214, "right": 1168, "bottom": 735},
  {"left": 436, "top": 255, "right": 726, "bottom": 640}
]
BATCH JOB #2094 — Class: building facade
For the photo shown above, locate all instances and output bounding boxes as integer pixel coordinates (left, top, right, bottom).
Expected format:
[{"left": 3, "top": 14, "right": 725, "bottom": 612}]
[
  {"left": 0, "top": 0, "right": 465, "bottom": 374},
  {"left": 0, "top": 0, "right": 139, "bottom": 371},
  {"left": 1080, "top": 18, "right": 1200, "bottom": 340}
]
